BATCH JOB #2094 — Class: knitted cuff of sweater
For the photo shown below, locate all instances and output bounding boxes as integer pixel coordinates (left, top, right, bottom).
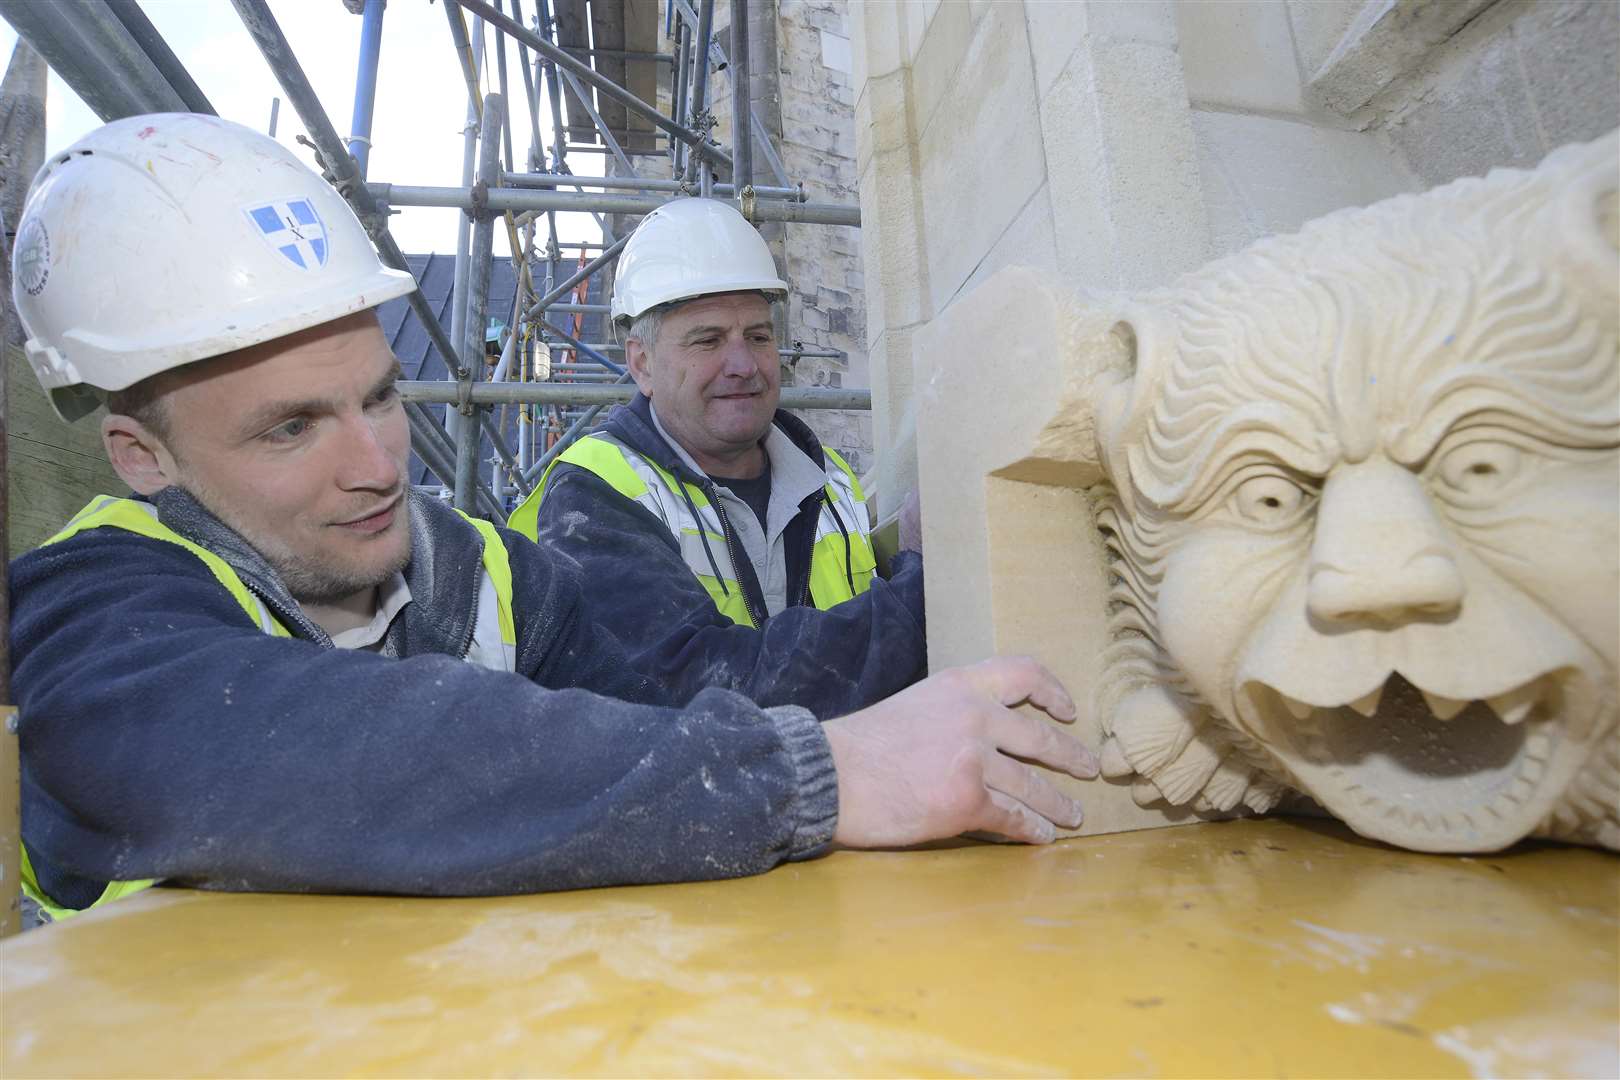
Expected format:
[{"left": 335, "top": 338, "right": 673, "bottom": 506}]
[{"left": 764, "top": 705, "right": 839, "bottom": 859}]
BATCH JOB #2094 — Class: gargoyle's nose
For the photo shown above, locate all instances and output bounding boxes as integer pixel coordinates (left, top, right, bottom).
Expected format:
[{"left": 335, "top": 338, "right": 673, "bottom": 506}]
[{"left": 1308, "top": 458, "right": 1465, "bottom": 626}]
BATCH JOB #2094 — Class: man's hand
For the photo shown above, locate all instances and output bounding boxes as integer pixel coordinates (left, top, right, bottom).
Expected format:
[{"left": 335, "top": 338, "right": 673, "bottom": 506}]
[
  {"left": 823, "top": 656, "right": 1099, "bottom": 847},
  {"left": 898, "top": 488, "right": 923, "bottom": 554}
]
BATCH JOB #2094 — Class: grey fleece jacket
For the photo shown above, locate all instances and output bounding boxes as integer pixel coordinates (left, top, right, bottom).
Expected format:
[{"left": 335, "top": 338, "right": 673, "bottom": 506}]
[{"left": 9, "top": 487, "right": 838, "bottom": 908}]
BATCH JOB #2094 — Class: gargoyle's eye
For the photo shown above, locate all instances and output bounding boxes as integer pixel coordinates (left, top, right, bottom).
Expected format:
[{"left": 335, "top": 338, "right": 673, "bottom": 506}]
[
  {"left": 1436, "top": 441, "right": 1522, "bottom": 496},
  {"left": 1229, "top": 474, "right": 1310, "bottom": 525}
]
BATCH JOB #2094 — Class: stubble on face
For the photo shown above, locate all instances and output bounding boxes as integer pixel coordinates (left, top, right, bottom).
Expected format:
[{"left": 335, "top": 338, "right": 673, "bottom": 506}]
[
  {"left": 154, "top": 314, "right": 415, "bottom": 607},
  {"left": 639, "top": 293, "right": 780, "bottom": 474}
]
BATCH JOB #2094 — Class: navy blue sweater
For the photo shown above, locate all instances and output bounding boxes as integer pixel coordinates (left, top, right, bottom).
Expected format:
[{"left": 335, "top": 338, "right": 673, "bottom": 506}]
[
  {"left": 9, "top": 488, "right": 837, "bottom": 906},
  {"left": 536, "top": 395, "right": 928, "bottom": 719}
]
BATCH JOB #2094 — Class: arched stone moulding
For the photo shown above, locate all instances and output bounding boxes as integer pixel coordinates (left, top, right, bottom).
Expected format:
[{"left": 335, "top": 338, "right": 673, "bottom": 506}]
[{"left": 915, "top": 131, "right": 1619, "bottom": 853}]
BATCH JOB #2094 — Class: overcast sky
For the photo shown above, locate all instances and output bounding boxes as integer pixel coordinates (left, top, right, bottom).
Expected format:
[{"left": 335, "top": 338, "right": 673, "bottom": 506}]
[{"left": 0, "top": 0, "right": 610, "bottom": 257}]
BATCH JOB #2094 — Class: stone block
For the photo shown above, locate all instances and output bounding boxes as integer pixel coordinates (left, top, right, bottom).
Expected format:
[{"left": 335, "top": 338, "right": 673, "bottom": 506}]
[
  {"left": 857, "top": 150, "right": 932, "bottom": 337},
  {"left": 914, "top": 268, "right": 1204, "bottom": 838},
  {"left": 917, "top": 0, "right": 1045, "bottom": 309},
  {"left": 1024, "top": 0, "right": 1091, "bottom": 98},
  {"left": 855, "top": 67, "right": 913, "bottom": 173},
  {"left": 1381, "top": 24, "right": 1545, "bottom": 186},
  {"left": 865, "top": 326, "right": 921, "bottom": 519},
  {"left": 957, "top": 181, "right": 1059, "bottom": 300},
  {"left": 909, "top": 0, "right": 975, "bottom": 140},
  {"left": 1026, "top": 0, "right": 1178, "bottom": 98},
  {"left": 820, "top": 29, "right": 852, "bottom": 73},
  {"left": 1086, "top": 0, "right": 1179, "bottom": 46},
  {"left": 1512, "top": 0, "right": 1620, "bottom": 150},
  {"left": 1040, "top": 35, "right": 1210, "bottom": 290},
  {"left": 849, "top": 0, "right": 904, "bottom": 84},
  {"left": 1286, "top": 0, "right": 1367, "bottom": 78},
  {"left": 1192, "top": 109, "right": 1417, "bottom": 258},
  {"left": 1177, "top": 0, "right": 1306, "bottom": 115},
  {"left": 903, "top": 0, "right": 944, "bottom": 63},
  {"left": 1306, "top": 0, "right": 1497, "bottom": 115}
]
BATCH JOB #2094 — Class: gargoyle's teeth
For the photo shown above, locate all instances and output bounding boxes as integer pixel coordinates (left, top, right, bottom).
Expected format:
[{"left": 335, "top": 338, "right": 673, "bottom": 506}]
[
  {"left": 1486, "top": 683, "right": 1540, "bottom": 726},
  {"left": 1279, "top": 693, "right": 1315, "bottom": 720},
  {"left": 1421, "top": 689, "right": 1470, "bottom": 720},
  {"left": 1346, "top": 685, "right": 1383, "bottom": 718}
]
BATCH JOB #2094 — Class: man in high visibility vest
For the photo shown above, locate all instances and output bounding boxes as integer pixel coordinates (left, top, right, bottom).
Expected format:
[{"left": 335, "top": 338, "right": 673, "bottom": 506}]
[
  {"left": 511, "top": 199, "right": 926, "bottom": 718},
  {"left": 7, "top": 115, "right": 1097, "bottom": 923}
]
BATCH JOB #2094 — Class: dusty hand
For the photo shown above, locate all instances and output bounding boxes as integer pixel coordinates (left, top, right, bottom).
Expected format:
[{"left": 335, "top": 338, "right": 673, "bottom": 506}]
[
  {"left": 823, "top": 656, "right": 1099, "bottom": 848},
  {"left": 898, "top": 489, "right": 923, "bottom": 554}
]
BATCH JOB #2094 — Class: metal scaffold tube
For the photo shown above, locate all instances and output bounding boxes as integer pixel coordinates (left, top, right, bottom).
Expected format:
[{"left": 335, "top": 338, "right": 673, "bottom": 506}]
[
  {"left": 228, "top": 0, "right": 463, "bottom": 378},
  {"left": 730, "top": 0, "right": 751, "bottom": 190},
  {"left": 503, "top": 171, "right": 801, "bottom": 200},
  {"left": 452, "top": 0, "right": 731, "bottom": 170},
  {"left": 346, "top": 0, "right": 385, "bottom": 177},
  {"left": 370, "top": 183, "right": 859, "bottom": 226},
  {"left": 682, "top": 0, "right": 715, "bottom": 185},
  {"left": 0, "top": 0, "right": 197, "bottom": 119},
  {"left": 406, "top": 402, "right": 505, "bottom": 521},
  {"left": 523, "top": 235, "right": 630, "bottom": 319},
  {"left": 456, "top": 92, "right": 504, "bottom": 512},
  {"left": 400, "top": 382, "right": 871, "bottom": 410}
]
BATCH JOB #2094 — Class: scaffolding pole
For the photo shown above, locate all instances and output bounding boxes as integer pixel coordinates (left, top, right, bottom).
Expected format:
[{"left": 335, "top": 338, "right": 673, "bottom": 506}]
[
  {"left": 371, "top": 182, "right": 859, "bottom": 226},
  {"left": 454, "top": 0, "right": 731, "bottom": 170},
  {"left": 400, "top": 382, "right": 870, "bottom": 410},
  {"left": 730, "top": 0, "right": 751, "bottom": 190},
  {"left": 456, "top": 92, "right": 505, "bottom": 512},
  {"left": 228, "top": 0, "right": 463, "bottom": 379},
  {"left": 346, "top": 0, "right": 385, "bottom": 177},
  {"left": 503, "top": 170, "right": 801, "bottom": 200}
]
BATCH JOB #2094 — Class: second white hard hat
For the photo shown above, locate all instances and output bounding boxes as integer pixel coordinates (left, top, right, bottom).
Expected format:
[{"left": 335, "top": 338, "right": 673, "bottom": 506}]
[
  {"left": 11, "top": 113, "right": 417, "bottom": 422},
  {"left": 611, "top": 197, "right": 788, "bottom": 324}
]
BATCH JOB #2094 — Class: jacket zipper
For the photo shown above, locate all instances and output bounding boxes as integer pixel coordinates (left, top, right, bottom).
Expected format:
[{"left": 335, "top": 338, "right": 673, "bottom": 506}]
[
  {"left": 705, "top": 481, "right": 766, "bottom": 627},
  {"left": 799, "top": 490, "right": 825, "bottom": 607}
]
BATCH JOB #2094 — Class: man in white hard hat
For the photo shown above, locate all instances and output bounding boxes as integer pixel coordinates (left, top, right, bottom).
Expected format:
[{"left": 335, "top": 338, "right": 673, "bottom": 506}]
[
  {"left": 509, "top": 199, "right": 926, "bottom": 718},
  {"left": 8, "top": 114, "right": 1098, "bottom": 921}
]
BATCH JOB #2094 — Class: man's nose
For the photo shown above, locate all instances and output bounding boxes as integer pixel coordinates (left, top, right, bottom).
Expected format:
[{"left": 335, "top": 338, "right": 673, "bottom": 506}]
[
  {"left": 719, "top": 336, "right": 760, "bottom": 377},
  {"left": 1307, "top": 458, "right": 1465, "bottom": 626},
  {"left": 336, "top": 412, "right": 402, "bottom": 491}
]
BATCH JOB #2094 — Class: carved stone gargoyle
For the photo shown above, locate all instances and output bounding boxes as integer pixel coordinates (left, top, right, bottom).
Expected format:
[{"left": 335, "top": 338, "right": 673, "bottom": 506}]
[{"left": 915, "top": 132, "right": 1618, "bottom": 853}]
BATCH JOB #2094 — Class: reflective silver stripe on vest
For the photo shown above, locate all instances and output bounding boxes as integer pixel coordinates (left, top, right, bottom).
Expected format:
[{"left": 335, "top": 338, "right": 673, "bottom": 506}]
[
  {"left": 582, "top": 432, "right": 871, "bottom": 593},
  {"left": 465, "top": 572, "right": 518, "bottom": 672},
  {"left": 591, "top": 432, "right": 746, "bottom": 588}
]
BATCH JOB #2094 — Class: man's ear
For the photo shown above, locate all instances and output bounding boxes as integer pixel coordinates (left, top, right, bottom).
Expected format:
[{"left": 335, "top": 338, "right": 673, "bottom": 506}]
[
  {"left": 102, "top": 412, "right": 179, "bottom": 495},
  {"left": 625, "top": 336, "right": 656, "bottom": 397}
]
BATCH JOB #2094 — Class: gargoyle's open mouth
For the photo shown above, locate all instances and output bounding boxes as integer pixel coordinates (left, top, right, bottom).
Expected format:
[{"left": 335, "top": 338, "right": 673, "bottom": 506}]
[{"left": 1238, "top": 671, "right": 1592, "bottom": 851}]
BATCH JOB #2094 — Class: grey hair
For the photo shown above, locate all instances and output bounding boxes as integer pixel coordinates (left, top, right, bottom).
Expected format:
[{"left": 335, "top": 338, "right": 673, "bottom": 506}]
[
  {"left": 622, "top": 306, "right": 665, "bottom": 352},
  {"left": 620, "top": 292, "right": 788, "bottom": 355}
]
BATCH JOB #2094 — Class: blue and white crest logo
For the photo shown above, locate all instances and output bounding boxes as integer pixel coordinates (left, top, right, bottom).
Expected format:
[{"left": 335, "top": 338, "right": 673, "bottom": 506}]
[{"left": 244, "top": 198, "right": 329, "bottom": 271}]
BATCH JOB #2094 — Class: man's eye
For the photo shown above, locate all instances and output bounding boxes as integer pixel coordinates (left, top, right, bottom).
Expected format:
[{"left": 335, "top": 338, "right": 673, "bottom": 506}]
[
  {"left": 1227, "top": 473, "right": 1312, "bottom": 526},
  {"left": 1435, "top": 441, "right": 1523, "bottom": 496},
  {"left": 368, "top": 385, "right": 399, "bottom": 409},
  {"left": 267, "top": 417, "right": 311, "bottom": 442}
]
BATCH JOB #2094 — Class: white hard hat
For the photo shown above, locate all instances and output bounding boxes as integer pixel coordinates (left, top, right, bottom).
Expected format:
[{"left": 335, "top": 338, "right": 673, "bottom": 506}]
[
  {"left": 11, "top": 113, "right": 417, "bottom": 422},
  {"left": 611, "top": 197, "right": 788, "bottom": 323}
]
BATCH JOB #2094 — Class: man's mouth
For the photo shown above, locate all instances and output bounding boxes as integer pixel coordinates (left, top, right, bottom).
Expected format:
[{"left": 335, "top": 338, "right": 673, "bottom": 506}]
[
  {"left": 1236, "top": 669, "right": 1601, "bottom": 851},
  {"left": 334, "top": 495, "right": 401, "bottom": 535}
]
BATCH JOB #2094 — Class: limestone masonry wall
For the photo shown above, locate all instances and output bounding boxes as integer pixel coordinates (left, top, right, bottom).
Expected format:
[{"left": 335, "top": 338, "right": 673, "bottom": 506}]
[{"left": 851, "top": 0, "right": 1620, "bottom": 518}]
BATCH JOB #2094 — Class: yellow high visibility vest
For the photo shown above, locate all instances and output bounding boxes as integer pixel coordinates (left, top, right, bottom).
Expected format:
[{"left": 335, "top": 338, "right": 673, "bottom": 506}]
[
  {"left": 510, "top": 434, "right": 876, "bottom": 627},
  {"left": 19, "top": 495, "right": 518, "bottom": 922}
]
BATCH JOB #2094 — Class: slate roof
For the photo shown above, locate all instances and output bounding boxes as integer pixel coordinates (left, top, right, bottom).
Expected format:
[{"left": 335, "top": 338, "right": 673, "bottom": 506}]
[{"left": 375, "top": 253, "right": 612, "bottom": 499}]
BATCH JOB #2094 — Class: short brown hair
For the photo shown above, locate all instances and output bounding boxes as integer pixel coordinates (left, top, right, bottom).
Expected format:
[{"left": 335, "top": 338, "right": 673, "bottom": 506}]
[{"left": 104, "top": 371, "right": 174, "bottom": 440}]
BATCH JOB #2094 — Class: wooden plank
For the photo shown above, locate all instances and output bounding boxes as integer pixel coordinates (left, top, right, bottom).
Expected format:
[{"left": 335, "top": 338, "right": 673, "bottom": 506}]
[{"left": 5, "top": 346, "right": 126, "bottom": 557}]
